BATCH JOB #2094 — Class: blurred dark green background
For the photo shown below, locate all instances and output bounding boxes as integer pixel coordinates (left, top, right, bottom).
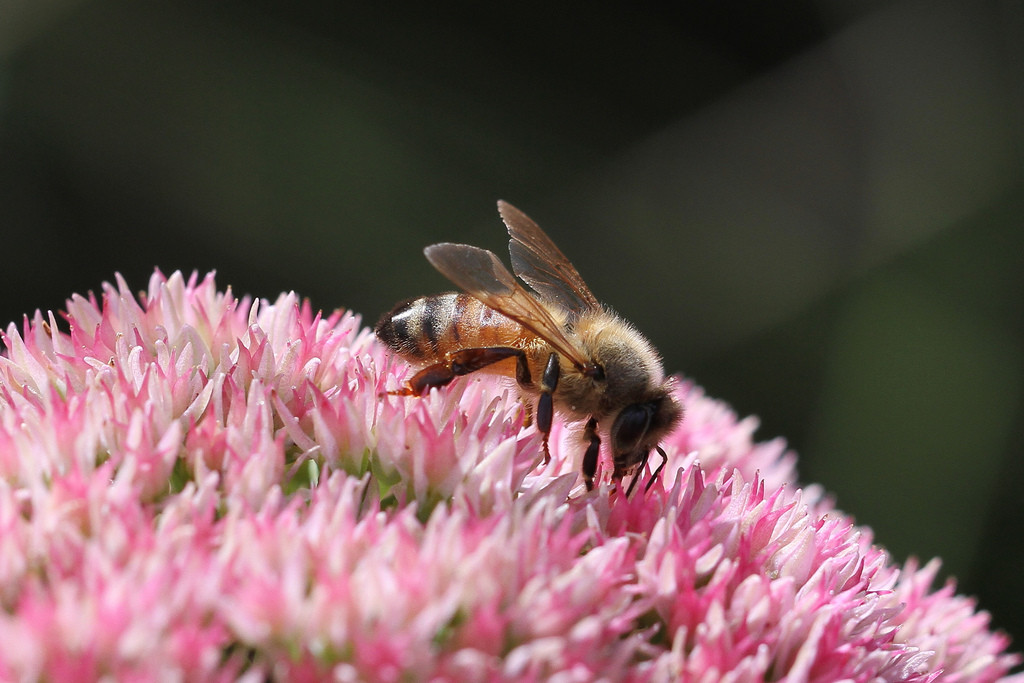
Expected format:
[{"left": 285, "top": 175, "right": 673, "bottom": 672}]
[{"left": 2, "top": 0, "right": 1023, "bottom": 654}]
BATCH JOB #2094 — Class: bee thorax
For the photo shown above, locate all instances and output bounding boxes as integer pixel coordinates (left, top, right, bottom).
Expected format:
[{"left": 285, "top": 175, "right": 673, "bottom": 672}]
[{"left": 572, "top": 312, "right": 665, "bottom": 413}]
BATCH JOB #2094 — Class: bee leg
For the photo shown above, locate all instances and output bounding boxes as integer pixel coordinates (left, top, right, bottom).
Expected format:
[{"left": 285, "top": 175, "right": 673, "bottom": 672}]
[
  {"left": 535, "top": 353, "right": 559, "bottom": 465},
  {"left": 394, "top": 347, "right": 529, "bottom": 395},
  {"left": 581, "top": 417, "right": 600, "bottom": 491},
  {"left": 624, "top": 451, "right": 650, "bottom": 497},
  {"left": 643, "top": 446, "right": 668, "bottom": 493},
  {"left": 521, "top": 399, "right": 534, "bottom": 427},
  {"left": 621, "top": 446, "right": 668, "bottom": 496}
]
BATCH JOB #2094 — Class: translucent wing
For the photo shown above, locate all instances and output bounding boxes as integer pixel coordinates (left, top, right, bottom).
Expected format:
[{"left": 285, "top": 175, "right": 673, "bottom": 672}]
[
  {"left": 424, "top": 242, "right": 592, "bottom": 369},
  {"left": 498, "top": 200, "right": 600, "bottom": 313}
]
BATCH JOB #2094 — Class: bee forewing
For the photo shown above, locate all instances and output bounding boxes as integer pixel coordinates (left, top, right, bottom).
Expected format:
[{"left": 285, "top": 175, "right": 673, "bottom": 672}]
[
  {"left": 424, "top": 243, "right": 518, "bottom": 297},
  {"left": 498, "top": 200, "right": 600, "bottom": 313},
  {"left": 423, "top": 241, "right": 592, "bottom": 369}
]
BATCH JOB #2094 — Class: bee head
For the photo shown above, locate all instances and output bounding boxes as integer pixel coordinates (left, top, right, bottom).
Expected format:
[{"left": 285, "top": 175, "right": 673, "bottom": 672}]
[{"left": 609, "top": 392, "right": 683, "bottom": 464}]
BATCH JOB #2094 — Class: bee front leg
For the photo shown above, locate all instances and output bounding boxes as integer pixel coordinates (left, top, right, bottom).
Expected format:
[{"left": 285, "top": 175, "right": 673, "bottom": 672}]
[
  {"left": 392, "top": 347, "right": 530, "bottom": 395},
  {"left": 622, "top": 445, "right": 669, "bottom": 496},
  {"left": 534, "top": 353, "right": 559, "bottom": 465},
  {"left": 645, "top": 446, "right": 668, "bottom": 493},
  {"left": 623, "top": 451, "right": 650, "bottom": 497},
  {"left": 581, "top": 417, "right": 600, "bottom": 491}
]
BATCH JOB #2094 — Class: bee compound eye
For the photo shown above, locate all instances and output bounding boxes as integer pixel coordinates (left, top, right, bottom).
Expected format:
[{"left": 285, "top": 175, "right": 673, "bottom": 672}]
[{"left": 611, "top": 403, "right": 654, "bottom": 453}]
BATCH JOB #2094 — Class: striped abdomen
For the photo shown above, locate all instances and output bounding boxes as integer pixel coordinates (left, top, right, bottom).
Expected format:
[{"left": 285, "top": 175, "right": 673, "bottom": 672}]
[{"left": 375, "top": 292, "right": 531, "bottom": 364}]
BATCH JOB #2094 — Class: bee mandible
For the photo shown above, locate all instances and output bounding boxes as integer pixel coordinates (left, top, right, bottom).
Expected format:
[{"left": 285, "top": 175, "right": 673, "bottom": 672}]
[{"left": 375, "top": 201, "right": 682, "bottom": 494}]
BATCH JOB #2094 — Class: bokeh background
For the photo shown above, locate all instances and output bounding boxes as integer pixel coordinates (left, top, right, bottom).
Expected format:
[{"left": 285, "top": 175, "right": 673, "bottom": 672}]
[{"left": 2, "top": 0, "right": 1023, "bottom": 659}]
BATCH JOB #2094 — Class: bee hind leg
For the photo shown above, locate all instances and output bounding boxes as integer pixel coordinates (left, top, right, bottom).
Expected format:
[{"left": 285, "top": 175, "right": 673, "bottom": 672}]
[
  {"left": 521, "top": 399, "right": 534, "bottom": 427},
  {"left": 391, "top": 347, "right": 531, "bottom": 396}
]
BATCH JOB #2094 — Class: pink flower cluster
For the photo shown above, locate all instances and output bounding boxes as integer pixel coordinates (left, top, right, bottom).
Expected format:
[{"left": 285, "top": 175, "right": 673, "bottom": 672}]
[{"left": 0, "top": 270, "right": 1018, "bottom": 681}]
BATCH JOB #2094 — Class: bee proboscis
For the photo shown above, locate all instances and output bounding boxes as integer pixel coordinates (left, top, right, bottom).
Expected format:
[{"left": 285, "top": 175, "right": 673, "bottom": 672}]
[{"left": 375, "top": 201, "right": 682, "bottom": 494}]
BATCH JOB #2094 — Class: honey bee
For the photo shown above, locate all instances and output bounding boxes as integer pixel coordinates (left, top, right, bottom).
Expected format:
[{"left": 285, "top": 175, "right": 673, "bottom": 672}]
[{"left": 375, "top": 201, "right": 682, "bottom": 494}]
